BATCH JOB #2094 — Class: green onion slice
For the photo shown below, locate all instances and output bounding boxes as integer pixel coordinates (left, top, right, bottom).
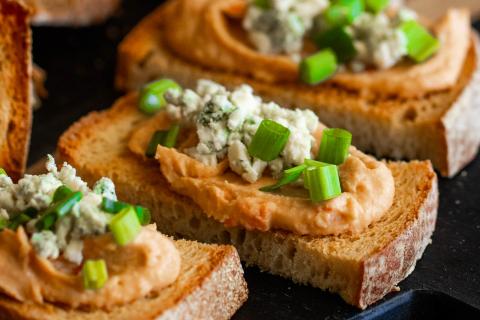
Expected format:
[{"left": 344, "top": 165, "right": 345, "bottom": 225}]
[
  {"left": 314, "top": 26, "right": 356, "bottom": 63},
  {"left": 139, "top": 79, "right": 181, "bottom": 115},
  {"left": 0, "top": 217, "right": 8, "bottom": 231},
  {"left": 36, "top": 191, "right": 83, "bottom": 230},
  {"left": 53, "top": 185, "right": 74, "bottom": 203},
  {"left": 260, "top": 164, "right": 307, "bottom": 192},
  {"left": 253, "top": 0, "right": 270, "bottom": 9},
  {"left": 134, "top": 206, "right": 151, "bottom": 226},
  {"left": 323, "top": 0, "right": 364, "bottom": 28},
  {"left": 8, "top": 213, "right": 31, "bottom": 230},
  {"left": 304, "top": 164, "right": 342, "bottom": 202},
  {"left": 0, "top": 168, "right": 7, "bottom": 176},
  {"left": 401, "top": 20, "right": 440, "bottom": 63},
  {"left": 101, "top": 197, "right": 129, "bottom": 214},
  {"left": 316, "top": 128, "right": 352, "bottom": 165},
  {"left": 145, "top": 125, "right": 180, "bottom": 158},
  {"left": 248, "top": 120, "right": 291, "bottom": 162},
  {"left": 365, "top": 0, "right": 389, "bottom": 14},
  {"left": 300, "top": 49, "right": 338, "bottom": 85},
  {"left": 109, "top": 206, "right": 142, "bottom": 246},
  {"left": 83, "top": 259, "right": 108, "bottom": 290}
]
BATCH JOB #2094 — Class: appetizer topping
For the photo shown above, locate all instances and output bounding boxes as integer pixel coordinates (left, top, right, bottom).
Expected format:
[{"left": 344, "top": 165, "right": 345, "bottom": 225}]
[
  {"left": 83, "top": 259, "right": 109, "bottom": 290},
  {"left": 0, "top": 160, "right": 181, "bottom": 309},
  {"left": 165, "top": 80, "right": 319, "bottom": 182},
  {"left": 299, "top": 48, "right": 337, "bottom": 84},
  {"left": 145, "top": 125, "right": 180, "bottom": 157},
  {"left": 129, "top": 80, "right": 395, "bottom": 236},
  {"left": 242, "top": 0, "right": 440, "bottom": 81},
  {"left": 139, "top": 79, "right": 182, "bottom": 114},
  {"left": 243, "top": 0, "right": 328, "bottom": 57}
]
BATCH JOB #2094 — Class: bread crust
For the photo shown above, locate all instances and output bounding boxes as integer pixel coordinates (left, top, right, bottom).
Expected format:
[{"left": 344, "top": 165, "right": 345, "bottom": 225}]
[
  {"left": 57, "top": 95, "right": 439, "bottom": 308},
  {"left": 0, "top": 240, "right": 247, "bottom": 320},
  {"left": 0, "top": 0, "right": 32, "bottom": 181},
  {"left": 115, "top": 2, "right": 480, "bottom": 177},
  {"left": 23, "top": 0, "right": 120, "bottom": 26}
]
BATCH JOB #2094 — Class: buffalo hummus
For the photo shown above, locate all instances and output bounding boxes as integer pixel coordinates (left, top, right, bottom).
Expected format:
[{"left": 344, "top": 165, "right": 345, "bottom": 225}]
[
  {"left": 0, "top": 158, "right": 181, "bottom": 310},
  {"left": 162, "top": 0, "right": 471, "bottom": 98},
  {"left": 129, "top": 81, "right": 395, "bottom": 236}
]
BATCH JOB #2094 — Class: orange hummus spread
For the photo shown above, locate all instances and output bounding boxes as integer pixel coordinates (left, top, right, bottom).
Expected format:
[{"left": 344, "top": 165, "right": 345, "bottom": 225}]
[
  {"left": 129, "top": 103, "right": 395, "bottom": 236},
  {"left": 0, "top": 225, "right": 180, "bottom": 310},
  {"left": 162, "top": 0, "right": 471, "bottom": 98}
]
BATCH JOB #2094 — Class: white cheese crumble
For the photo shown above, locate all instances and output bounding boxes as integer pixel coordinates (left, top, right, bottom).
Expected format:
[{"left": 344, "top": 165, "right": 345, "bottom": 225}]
[
  {"left": 166, "top": 80, "right": 319, "bottom": 183},
  {"left": 31, "top": 231, "right": 59, "bottom": 260},
  {"left": 0, "top": 156, "right": 118, "bottom": 265},
  {"left": 243, "top": 0, "right": 328, "bottom": 55},
  {"left": 348, "top": 12, "right": 409, "bottom": 70}
]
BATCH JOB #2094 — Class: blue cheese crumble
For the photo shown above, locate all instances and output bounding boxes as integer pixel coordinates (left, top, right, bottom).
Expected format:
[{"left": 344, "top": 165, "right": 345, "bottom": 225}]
[
  {"left": 243, "top": 0, "right": 328, "bottom": 56},
  {"left": 0, "top": 156, "right": 116, "bottom": 264},
  {"left": 166, "top": 80, "right": 319, "bottom": 183}
]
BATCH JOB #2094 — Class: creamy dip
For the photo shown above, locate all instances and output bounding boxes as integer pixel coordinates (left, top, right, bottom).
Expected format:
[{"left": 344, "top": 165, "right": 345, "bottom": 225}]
[{"left": 129, "top": 80, "right": 395, "bottom": 236}]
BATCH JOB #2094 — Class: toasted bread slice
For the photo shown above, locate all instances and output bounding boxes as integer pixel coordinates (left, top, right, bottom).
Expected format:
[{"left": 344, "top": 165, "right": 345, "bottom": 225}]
[
  {"left": 0, "top": 0, "right": 32, "bottom": 181},
  {"left": 115, "top": 3, "right": 480, "bottom": 177},
  {"left": 0, "top": 239, "right": 247, "bottom": 319},
  {"left": 57, "top": 94, "right": 439, "bottom": 309},
  {"left": 23, "top": 0, "right": 120, "bottom": 26}
]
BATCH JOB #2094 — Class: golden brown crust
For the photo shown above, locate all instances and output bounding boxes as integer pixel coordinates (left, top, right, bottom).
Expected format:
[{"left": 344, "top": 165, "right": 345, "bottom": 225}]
[
  {"left": 0, "top": 0, "right": 32, "bottom": 181},
  {"left": 115, "top": 3, "right": 480, "bottom": 177},
  {"left": 56, "top": 95, "right": 438, "bottom": 308}
]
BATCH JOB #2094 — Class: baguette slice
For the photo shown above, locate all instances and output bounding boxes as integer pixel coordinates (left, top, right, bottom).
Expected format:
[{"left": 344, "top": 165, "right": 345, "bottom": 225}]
[
  {"left": 0, "top": 0, "right": 32, "bottom": 181},
  {"left": 23, "top": 0, "right": 120, "bottom": 26},
  {"left": 57, "top": 94, "right": 439, "bottom": 309},
  {"left": 0, "top": 239, "right": 248, "bottom": 320},
  {"left": 115, "top": 3, "right": 480, "bottom": 177}
]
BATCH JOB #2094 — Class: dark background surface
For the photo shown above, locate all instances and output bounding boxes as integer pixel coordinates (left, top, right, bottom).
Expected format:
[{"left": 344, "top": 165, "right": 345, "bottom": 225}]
[{"left": 30, "top": 1, "right": 480, "bottom": 318}]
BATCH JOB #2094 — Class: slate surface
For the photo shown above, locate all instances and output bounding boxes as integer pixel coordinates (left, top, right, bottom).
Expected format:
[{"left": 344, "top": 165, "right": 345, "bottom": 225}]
[{"left": 29, "top": 1, "right": 480, "bottom": 318}]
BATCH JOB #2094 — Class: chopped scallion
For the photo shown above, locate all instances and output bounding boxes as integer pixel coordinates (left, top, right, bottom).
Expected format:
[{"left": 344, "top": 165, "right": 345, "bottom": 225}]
[
  {"left": 300, "top": 49, "right": 338, "bottom": 85},
  {"left": 401, "top": 20, "right": 440, "bottom": 63},
  {"left": 83, "top": 259, "right": 108, "bottom": 290},
  {"left": 0, "top": 217, "right": 7, "bottom": 231},
  {"left": 8, "top": 213, "right": 31, "bottom": 230},
  {"left": 0, "top": 168, "right": 7, "bottom": 176},
  {"left": 365, "top": 0, "right": 389, "bottom": 14},
  {"left": 254, "top": 0, "right": 270, "bottom": 9},
  {"left": 53, "top": 185, "right": 74, "bottom": 203},
  {"left": 323, "top": 0, "right": 364, "bottom": 28},
  {"left": 260, "top": 164, "right": 307, "bottom": 192},
  {"left": 316, "top": 128, "right": 352, "bottom": 165},
  {"left": 139, "top": 79, "right": 181, "bottom": 115},
  {"left": 134, "top": 206, "right": 151, "bottom": 226},
  {"left": 101, "top": 197, "right": 129, "bottom": 214},
  {"left": 314, "top": 26, "right": 356, "bottom": 63},
  {"left": 304, "top": 164, "right": 342, "bottom": 202},
  {"left": 248, "top": 120, "right": 291, "bottom": 161},
  {"left": 36, "top": 191, "right": 83, "bottom": 230},
  {"left": 145, "top": 125, "right": 180, "bottom": 158},
  {"left": 109, "top": 206, "right": 142, "bottom": 246}
]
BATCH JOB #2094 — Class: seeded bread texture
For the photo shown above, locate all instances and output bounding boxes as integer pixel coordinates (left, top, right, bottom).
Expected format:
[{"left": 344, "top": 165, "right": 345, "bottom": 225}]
[
  {"left": 0, "top": 0, "right": 32, "bottom": 181},
  {"left": 115, "top": 3, "right": 480, "bottom": 177},
  {"left": 22, "top": 0, "right": 120, "bottom": 26},
  {"left": 57, "top": 94, "right": 439, "bottom": 308},
  {"left": 0, "top": 239, "right": 248, "bottom": 320}
]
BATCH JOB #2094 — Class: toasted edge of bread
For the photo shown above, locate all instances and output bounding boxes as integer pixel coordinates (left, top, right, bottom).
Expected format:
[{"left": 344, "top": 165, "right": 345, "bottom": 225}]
[
  {"left": 115, "top": 3, "right": 480, "bottom": 177},
  {"left": 24, "top": 0, "right": 120, "bottom": 26},
  {"left": 0, "top": 239, "right": 248, "bottom": 320},
  {"left": 0, "top": 0, "right": 32, "bottom": 181},
  {"left": 57, "top": 94, "right": 439, "bottom": 308}
]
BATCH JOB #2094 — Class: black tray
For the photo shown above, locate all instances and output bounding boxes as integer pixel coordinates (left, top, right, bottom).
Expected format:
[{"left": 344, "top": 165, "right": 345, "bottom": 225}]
[{"left": 30, "top": 1, "right": 480, "bottom": 318}]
